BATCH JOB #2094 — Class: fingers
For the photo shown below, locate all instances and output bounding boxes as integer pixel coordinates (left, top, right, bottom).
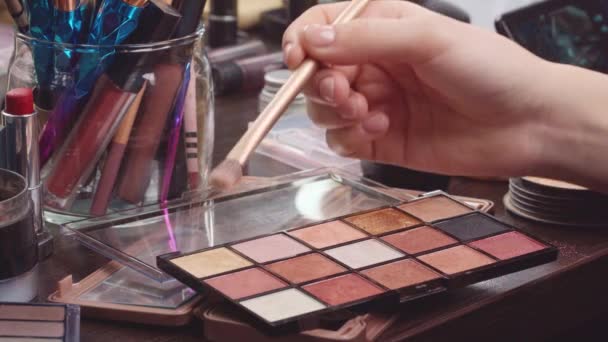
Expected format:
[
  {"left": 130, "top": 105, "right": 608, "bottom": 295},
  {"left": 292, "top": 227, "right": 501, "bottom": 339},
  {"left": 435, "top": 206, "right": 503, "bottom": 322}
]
[
  {"left": 326, "top": 112, "right": 390, "bottom": 158},
  {"left": 307, "top": 91, "right": 369, "bottom": 129},
  {"left": 283, "top": 1, "right": 423, "bottom": 68}
]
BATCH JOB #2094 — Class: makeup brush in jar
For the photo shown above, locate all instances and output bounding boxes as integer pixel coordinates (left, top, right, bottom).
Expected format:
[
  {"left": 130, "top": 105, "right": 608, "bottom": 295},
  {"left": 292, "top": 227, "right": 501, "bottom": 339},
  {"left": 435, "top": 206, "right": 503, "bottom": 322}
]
[{"left": 210, "top": 0, "right": 371, "bottom": 190}]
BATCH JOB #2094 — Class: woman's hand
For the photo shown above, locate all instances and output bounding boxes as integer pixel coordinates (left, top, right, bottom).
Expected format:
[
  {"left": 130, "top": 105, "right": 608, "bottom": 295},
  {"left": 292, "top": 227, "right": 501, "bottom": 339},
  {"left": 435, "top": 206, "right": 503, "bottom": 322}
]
[{"left": 283, "top": 1, "right": 559, "bottom": 179}]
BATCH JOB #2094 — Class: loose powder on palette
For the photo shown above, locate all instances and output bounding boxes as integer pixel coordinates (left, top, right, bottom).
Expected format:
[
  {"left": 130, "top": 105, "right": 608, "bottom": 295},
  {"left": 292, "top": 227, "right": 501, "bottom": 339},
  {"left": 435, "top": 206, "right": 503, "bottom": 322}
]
[
  {"left": 325, "top": 240, "right": 404, "bottom": 269},
  {"left": 171, "top": 247, "right": 252, "bottom": 278},
  {"left": 303, "top": 274, "right": 385, "bottom": 306},
  {"left": 434, "top": 213, "right": 509, "bottom": 241},
  {"left": 469, "top": 231, "right": 547, "bottom": 260},
  {"left": 288, "top": 221, "right": 367, "bottom": 249},
  {"left": 0, "top": 321, "right": 64, "bottom": 338},
  {"left": 205, "top": 268, "right": 287, "bottom": 300},
  {"left": 240, "top": 288, "right": 326, "bottom": 323},
  {"left": 382, "top": 226, "right": 458, "bottom": 254},
  {"left": 266, "top": 253, "right": 347, "bottom": 284},
  {"left": 344, "top": 208, "right": 421, "bottom": 235},
  {"left": 418, "top": 245, "right": 495, "bottom": 275},
  {"left": 0, "top": 305, "right": 65, "bottom": 321},
  {"left": 232, "top": 234, "right": 311, "bottom": 263},
  {"left": 399, "top": 196, "right": 473, "bottom": 222},
  {"left": 361, "top": 259, "right": 442, "bottom": 290}
]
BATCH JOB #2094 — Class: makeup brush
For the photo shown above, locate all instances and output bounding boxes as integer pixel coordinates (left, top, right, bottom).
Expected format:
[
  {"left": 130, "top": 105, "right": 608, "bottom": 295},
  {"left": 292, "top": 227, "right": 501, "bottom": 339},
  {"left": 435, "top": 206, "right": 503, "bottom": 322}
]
[{"left": 210, "top": 0, "right": 371, "bottom": 190}]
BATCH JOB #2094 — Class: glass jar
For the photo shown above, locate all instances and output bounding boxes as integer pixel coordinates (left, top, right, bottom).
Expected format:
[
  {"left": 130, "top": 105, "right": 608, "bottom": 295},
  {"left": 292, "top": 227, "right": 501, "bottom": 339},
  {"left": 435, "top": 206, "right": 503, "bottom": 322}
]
[{"left": 7, "top": 28, "right": 214, "bottom": 223}]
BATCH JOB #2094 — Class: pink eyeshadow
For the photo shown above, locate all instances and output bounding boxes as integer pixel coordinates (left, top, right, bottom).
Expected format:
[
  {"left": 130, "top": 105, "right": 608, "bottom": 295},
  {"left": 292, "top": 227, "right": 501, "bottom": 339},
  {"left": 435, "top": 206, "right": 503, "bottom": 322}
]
[
  {"left": 205, "top": 268, "right": 287, "bottom": 300},
  {"left": 469, "top": 231, "right": 546, "bottom": 260},
  {"left": 232, "top": 234, "right": 310, "bottom": 263}
]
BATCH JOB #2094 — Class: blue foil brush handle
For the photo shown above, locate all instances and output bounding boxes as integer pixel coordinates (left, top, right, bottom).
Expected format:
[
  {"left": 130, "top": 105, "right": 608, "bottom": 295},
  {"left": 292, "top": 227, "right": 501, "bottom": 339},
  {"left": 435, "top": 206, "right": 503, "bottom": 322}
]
[
  {"left": 75, "top": 0, "right": 147, "bottom": 96},
  {"left": 53, "top": 2, "right": 84, "bottom": 88},
  {"left": 28, "top": 0, "right": 55, "bottom": 89}
]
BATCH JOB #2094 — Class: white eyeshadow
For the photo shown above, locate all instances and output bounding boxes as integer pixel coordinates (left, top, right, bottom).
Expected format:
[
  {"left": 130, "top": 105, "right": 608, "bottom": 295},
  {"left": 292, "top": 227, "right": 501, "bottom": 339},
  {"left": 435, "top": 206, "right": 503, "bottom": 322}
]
[
  {"left": 240, "top": 288, "right": 326, "bottom": 323},
  {"left": 325, "top": 239, "right": 404, "bottom": 269}
]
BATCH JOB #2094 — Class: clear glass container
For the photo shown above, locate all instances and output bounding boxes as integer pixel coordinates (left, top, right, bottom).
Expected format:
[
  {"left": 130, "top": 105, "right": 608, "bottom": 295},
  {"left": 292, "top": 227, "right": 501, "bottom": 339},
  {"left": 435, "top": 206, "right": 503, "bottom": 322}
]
[{"left": 7, "top": 28, "right": 214, "bottom": 223}]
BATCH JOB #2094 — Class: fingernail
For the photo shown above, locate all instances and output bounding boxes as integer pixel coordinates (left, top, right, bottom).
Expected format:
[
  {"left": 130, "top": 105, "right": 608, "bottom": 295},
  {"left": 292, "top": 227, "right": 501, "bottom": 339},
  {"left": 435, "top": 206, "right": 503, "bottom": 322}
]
[
  {"left": 363, "top": 114, "right": 390, "bottom": 134},
  {"left": 319, "top": 77, "right": 335, "bottom": 103},
  {"left": 304, "top": 24, "right": 336, "bottom": 47},
  {"left": 283, "top": 43, "right": 293, "bottom": 62}
]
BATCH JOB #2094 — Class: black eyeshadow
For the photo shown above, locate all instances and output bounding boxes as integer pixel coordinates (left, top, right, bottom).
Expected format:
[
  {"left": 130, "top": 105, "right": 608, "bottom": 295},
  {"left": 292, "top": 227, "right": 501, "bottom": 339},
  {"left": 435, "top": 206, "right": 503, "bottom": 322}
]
[{"left": 434, "top": 213, "right": 509, "bottom": 241}]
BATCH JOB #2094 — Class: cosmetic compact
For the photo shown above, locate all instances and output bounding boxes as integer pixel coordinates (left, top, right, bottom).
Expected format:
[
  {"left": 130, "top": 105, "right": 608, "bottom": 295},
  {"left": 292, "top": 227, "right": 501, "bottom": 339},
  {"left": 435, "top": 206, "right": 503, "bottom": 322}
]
[
  {"left": 0, "top": 302, "right": 80, "bottom": 341},
  {"left": 505, "top": 176, "right": 608, "bottom": 227},
  {"left": 48, "top": 261, "right": 201, "bottom": 326}
]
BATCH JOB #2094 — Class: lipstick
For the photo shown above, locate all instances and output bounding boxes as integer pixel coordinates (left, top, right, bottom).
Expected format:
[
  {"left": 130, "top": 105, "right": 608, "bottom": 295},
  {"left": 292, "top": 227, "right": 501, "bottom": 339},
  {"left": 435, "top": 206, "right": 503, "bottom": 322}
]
[
  {"left": 1, "top": 88, "right": 50, "bottom": 259},
  {"left": 212, "top": 52, "right": 285, "bottom": 96},
  {"left": 44, "top": 0, "right": 182, "bottom": 209}
]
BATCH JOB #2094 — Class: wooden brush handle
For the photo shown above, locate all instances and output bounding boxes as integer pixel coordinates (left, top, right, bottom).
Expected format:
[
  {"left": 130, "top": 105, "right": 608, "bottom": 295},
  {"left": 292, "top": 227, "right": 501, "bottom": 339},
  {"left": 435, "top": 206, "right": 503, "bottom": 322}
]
[{"left": 228, "top": 0, "right": 372, "bottom": 164}]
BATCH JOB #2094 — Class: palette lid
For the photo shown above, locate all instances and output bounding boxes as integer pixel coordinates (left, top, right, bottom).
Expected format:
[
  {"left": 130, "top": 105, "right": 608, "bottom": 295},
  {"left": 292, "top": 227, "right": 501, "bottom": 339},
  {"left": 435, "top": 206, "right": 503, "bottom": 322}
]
[
  {"left": 63, "top": 169, "right": 403, "bottom": 281},
  {"left": 48, "top": 261, "right": 200, "bottom": 326}
]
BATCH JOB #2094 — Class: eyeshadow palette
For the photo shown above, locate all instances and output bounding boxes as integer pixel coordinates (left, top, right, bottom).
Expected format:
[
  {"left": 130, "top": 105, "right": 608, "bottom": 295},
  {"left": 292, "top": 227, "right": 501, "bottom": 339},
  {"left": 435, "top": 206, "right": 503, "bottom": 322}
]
[
  {"left": 0, "top": 302, "right": 80, "bottom": 341},
  {"left": 158, "top": 193, "right": 558, "bottom": 333}
]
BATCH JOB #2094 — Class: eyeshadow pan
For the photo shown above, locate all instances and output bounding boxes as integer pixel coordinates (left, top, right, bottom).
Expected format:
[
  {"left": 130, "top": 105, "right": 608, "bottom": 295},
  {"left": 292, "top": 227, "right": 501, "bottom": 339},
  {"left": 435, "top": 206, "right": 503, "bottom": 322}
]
[
  {"left": 232, "top": 234, "right": 310, "bottom": 263},
  {"left": 0, "top": 321, "right": 64, "bottom": 338},
  {"left": 344, "top": 208, "right": 421, "bottom": 235},
  {"left": 325, "top": 239, "right": 404, "bottom": 269},
  {"left": 171, "top": 247, "right": 252, "bottom": 278},
  {"left": 382, "top": 226, "right": 457, "bottom": 254},
  {"left": 288, "top": 221, "right": 367, "bottom": 249},
  {"left": 240, "top": 288, "right": 326, "bottom": 323},
  {"left": 266, "top": 253, "right": 347, "bottom": 284},
  {"left": 418, "top": 245, "right": 495, "bottom": 275},
  {"left": 303, "top": 274, "right": 385, "bottom": 306},
  {"left": 205, "top": 268, "right": 287, "bottom": 300},
  {"left": 399, "top": 196, "right": 473, "bottom": 222},
  {"left": 0, "top": 305, "right": 65, "bottom": 321},
  {"left": 469, "top": 231, "right": 547, "bottom": 260},
  {"left": 434, "top": 213, "right": 509, "bottom": 241},
  {"left": 361, "top": 259, "right": 442, "bottom": 290}
]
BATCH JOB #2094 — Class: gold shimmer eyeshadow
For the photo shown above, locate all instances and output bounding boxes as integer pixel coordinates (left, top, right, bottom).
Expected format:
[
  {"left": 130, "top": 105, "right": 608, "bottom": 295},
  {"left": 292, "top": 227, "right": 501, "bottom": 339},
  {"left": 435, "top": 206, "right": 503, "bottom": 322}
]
[
  {"left": 288, "top": 221, "right": 367, "bottom": 249},
  {"left": 344, "top": 208, "right": 421, "bottom": 235},
  {"left": 266, "top": 253, "right": 347, "bottom": 284},
  {"left": 382, "top": 226, "right": 458, "bottom": 254},
  {"left": 399, "top": 196, "right": 473, "bottom": 222},
  {"left": 171, "top": 247, "right": 252, "bottom": 278},
  {"left": 418, "top": 245, "right": 495, "bottom": 275},
  {"left": 361, "top": 259, "right": 442, "bottom": 290}
]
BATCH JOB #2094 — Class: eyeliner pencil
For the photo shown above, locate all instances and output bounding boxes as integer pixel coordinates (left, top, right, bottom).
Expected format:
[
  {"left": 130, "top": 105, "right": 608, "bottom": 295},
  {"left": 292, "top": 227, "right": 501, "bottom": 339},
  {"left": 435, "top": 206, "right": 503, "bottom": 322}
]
[{"left": 210, "top": 0, "right": 372, "bottom": 190}]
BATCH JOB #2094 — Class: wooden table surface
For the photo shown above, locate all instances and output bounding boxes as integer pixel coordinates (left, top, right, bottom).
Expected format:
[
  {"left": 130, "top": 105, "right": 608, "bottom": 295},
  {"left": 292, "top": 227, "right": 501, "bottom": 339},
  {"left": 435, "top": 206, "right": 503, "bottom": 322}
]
[{"left": 36, "top": 93, "right": 608, "bottom": 342}]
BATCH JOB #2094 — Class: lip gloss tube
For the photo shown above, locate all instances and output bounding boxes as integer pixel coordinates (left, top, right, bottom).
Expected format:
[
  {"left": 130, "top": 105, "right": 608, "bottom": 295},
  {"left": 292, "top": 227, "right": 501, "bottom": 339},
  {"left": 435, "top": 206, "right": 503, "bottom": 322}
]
[
  {"left": 2, "top": 88, "right": 51, "bottom": 259},
  {"left": 44, "top": 0, "right": 181, "bottom": 209}
]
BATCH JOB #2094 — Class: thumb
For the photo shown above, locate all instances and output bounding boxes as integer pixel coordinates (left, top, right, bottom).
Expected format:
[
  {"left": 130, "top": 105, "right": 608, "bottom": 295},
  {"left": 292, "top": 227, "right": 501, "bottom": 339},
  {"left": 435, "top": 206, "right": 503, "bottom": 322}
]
[{"left": 299, "top": 18, "right": 447, "bottom": 66}]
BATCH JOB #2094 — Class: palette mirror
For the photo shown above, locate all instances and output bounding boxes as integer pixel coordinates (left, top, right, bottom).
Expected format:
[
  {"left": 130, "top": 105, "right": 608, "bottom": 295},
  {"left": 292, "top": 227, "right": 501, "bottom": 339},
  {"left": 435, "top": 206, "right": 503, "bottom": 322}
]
[{"left": 64, "top": 170, "right": 403, "bottom": 281}]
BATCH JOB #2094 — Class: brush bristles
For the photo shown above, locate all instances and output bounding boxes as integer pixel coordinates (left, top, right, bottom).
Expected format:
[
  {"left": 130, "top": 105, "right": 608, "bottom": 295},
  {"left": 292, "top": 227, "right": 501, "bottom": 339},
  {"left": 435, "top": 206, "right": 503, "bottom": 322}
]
[{"left": 209, "top": 159, "right": 244, "bottom": 190}]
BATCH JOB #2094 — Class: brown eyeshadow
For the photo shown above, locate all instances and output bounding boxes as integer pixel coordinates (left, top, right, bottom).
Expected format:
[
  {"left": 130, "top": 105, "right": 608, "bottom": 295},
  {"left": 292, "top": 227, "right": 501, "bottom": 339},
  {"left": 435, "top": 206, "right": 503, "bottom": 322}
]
[
  {"left": 399, "top": 196, "right": 473, "bottom": 222},
  {"left": 361, "top": 259, "right": 442, "bottom": 290},
  {"left": 288, "top": 221, "right": 368, "bottom": 249},
  {"left": 382, "top": 226, "right": 458, "bottom": 254},
  {"left": 0, "top": 321, "right": 64, "bottom": 338},
  {"left": 0, "top": 305, "right": 65, "bottom": 321},
  {"left": 303, "top": 274, "right": 385, "bottom": 306},
  {"left": 344, "top": 208, "right": 421, "bottom": 235},
  {"left": 266, "top": 253, "right": 347, "bottom": 284},
  {"left": 417, "top": 245, "right": 495, "bottom": 275},
  {"left": 205, "top": 268, "right": 287, "bottom": 300}
]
